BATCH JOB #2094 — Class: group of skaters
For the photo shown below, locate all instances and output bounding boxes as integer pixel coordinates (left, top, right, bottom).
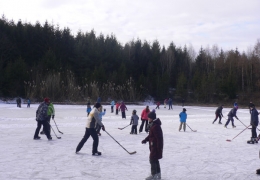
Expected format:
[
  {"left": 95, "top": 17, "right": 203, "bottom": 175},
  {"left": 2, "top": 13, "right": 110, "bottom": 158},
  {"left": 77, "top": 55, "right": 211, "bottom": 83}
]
[
  {"left": 212, "top": 102, "right": 260, "bottom": 144},
  {"left": 16, "top": 97, "right": 31, "bottom": 108}
]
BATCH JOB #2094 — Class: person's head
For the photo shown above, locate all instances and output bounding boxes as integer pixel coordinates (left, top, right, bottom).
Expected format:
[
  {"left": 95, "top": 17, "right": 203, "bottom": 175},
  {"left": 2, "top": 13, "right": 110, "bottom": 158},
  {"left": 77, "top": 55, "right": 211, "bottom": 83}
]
[
  {"left": 87, "top": 102, "right": 90, "bottom": 105},
  {"left": 148, "top": 111, "right": 156, "bottom": 122},
  {"left": 44, "top": 97, "right": 50, "bottom": 104},
  {"left": 183, "top": 108, "right": 187, "bottom": 112},
  {"left": 146, "top": 106, "right": 149, "bottom": 112},
  {"left": 132, "top": 109, "right": 137, "bottom": 115},
  {"left": 94, "top": 102, "right": 102, "bottom": 110}
]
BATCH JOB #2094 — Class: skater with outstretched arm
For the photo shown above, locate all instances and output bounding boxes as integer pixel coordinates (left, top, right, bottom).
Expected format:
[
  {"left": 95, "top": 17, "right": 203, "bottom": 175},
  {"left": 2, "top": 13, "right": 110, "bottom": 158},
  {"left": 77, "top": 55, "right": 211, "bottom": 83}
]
[{"left": 224, "top": 105, "right": 239, "bottom": 128}]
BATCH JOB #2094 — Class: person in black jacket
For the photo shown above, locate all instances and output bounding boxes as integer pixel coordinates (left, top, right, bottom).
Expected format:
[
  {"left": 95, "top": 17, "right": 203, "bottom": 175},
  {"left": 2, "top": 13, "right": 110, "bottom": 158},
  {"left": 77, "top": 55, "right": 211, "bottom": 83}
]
[
  {"left": 247, "top": 104, "right": 259, "bottom": 144},
  {"left": 224, "top": 106, "right": 239, "bottom": 128},
  {"left": 212, "top": 105, "right": 223, "bottom": 124}
]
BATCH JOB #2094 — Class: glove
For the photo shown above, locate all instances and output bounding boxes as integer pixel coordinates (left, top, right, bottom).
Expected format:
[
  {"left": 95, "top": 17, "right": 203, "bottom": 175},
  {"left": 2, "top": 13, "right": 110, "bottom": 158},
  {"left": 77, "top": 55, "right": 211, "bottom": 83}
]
[
  {"left": 101, "top": 126, "right": 105, "bottom": 131},
  {"left": 52, "top": 115, "right": 55, "bottom": 119},
  {"left": 104, "top": 109, "right": 106, "bottom": 111},
  {"left": 141, "top": 140, "right": 146, "bottom": 144}
]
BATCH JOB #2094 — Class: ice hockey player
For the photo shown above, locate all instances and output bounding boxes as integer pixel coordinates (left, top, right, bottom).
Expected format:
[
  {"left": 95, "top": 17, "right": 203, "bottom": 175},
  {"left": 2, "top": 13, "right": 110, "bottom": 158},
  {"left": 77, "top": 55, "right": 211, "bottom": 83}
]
[
  {"left": 224, "top": 105, "right": 239, "bottom": 128},
  {"left": 40, "top": 100, "right": 55, "bottom": 135},
  {"left": 212, "top": 105, "right": 223, "bottom": 124},
  {"left": 130, "top": 109, "right": 139, "bottom": 134},
  {"left": 76, "top": 103, "right": 105, "bottom": 155},
  {"left": 247, "top": 103, "right": 259, "bottom": 144},
  {"left": 141, "top": 111, "right": 163, "bottom": 180},
  {"left": 139, "top": 106, "right": 150, "bottom": 133},
  {"left": 34, "top": 98, "right": 52, "bottom": 140},
  {"left": 179, "top": 108, "right": 187, "bottom": 132}
]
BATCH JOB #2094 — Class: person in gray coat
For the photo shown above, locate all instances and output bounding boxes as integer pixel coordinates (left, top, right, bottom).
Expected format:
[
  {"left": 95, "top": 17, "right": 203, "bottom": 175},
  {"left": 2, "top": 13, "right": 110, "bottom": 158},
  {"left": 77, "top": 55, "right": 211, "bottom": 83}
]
[
  {"left": 130, "top": 110, "right": 139, "bottom": 134},
  {"left": 76, "top": 103, "right": 106, "bottom": 155}
]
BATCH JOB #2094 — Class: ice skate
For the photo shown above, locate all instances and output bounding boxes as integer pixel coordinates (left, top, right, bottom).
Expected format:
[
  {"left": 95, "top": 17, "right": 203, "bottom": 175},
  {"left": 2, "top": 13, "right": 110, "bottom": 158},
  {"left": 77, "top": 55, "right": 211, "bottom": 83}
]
[
  {"left": 247, "top": 138, "right": 255, "bottom": 144},
  {"left": 33, "top": 136, "right": 41, "bottom": 140},
  {"left": 224, "top": 125, "right": 227, "bottom": 128},
  {"left": 218, "top": 122, "right": 222, "bottom": 124},
  {"left": 92, "top": 151, "right": 102, "bottom": 156}
]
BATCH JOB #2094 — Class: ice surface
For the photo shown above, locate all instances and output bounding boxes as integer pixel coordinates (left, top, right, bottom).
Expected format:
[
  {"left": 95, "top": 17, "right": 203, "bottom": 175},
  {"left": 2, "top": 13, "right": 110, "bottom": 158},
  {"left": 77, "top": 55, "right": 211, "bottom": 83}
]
[{"left": 0, "top": 103, "right": 260, "bottom": 180}]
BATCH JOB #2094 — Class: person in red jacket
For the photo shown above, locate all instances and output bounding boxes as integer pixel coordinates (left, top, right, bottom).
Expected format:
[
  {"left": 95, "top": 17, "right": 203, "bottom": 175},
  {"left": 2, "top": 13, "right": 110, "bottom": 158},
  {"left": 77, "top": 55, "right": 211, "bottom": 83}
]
[
  {"left": 155, "top": 101, "right": 160, "bottom": 109},
  {"left": 142, "top": 111, "right": 163, "bottom": 180},
  {"left": 139, "top": 106, "right": 150, "bottom": 133},
  {"left": 115, "top": 102, "right": 120, "bottom": 115}
]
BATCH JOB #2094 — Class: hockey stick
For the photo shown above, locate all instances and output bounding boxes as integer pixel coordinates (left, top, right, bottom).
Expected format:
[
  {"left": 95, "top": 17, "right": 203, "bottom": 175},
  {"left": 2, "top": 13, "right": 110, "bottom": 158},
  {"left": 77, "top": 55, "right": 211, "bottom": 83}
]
[
  {"left": 48, "top": 122, "right": 61, "bottom": 139},
  {"left": 104, "top": 130, "right": 136, "bottom": 155},
  {"left": 52, "top": 119, "right": 64, "bottom": 134},
  {"left": 224, "top": 117, "right": 260, "bottom": 131},
  {"left": 118, "top": 124, "right": 131, "bottom": 130},
  {"left": 226, "top": 124, "right": 250, "bottom": 142},
  {"left": 186, "top": 123, "right": 197, "bottom": 132}
]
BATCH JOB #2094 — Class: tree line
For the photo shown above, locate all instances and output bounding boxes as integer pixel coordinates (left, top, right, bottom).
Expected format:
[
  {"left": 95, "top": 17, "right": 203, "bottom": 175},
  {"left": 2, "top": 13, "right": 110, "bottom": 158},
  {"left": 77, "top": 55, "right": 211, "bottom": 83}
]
[{"left": 0, "top": 15, "right": 260, "bottom": 104}]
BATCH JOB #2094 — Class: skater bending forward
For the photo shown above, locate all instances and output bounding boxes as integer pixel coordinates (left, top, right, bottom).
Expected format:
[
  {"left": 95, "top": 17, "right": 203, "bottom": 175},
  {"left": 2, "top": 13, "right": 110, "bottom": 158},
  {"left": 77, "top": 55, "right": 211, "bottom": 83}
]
[
  {"left": 224, "top": 106, "right": 239, "bottom": 128},
  {"left": 212, "top": 105, "right": 223, "bottom": 124},
  {"left": 76, "top": 103, "right": 105, "bottom": 155},
  {"left": 142, "top": 111, "right": 163, "bottom": 180}
]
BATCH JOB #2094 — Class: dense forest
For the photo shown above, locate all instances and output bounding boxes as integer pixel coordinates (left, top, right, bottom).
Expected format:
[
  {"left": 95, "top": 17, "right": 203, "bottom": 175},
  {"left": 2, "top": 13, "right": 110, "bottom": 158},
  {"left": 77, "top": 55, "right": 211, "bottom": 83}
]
[{"left": 0, "top": 15, "right": 260, "bottom": 104}]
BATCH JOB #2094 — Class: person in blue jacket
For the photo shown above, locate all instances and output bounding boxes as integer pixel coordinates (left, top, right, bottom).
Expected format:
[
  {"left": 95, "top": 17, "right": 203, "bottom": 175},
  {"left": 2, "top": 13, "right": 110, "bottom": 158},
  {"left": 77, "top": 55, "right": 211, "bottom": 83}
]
[
  {"left": 110, "top": 100, "right": 115, "bottom": 113},
  {"left": 86, "top": 102, "right": 92, "bottom": 116},
  {"left": 27, "top": 98, "right": 31, "bottom": 108},
  {"left": 179, "top": 108, "right": 187, "bottom": 131},
  {"left": 247, "top": 103, "right": 259, "bottom": 144}
]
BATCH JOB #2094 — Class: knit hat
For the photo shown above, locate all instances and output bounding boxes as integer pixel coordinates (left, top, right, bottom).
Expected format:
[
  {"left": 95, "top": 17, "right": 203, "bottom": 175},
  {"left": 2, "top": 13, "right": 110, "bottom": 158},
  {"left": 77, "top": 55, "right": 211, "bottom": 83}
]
[
  {"left": 44, "top": 97, "right": 50, "bottom": 103},
  {"left": 183, "top": 108, "right": 187, "bottom": 111},
  {"left": 148, "top": 111, "right": 156, "bottom": 120},
  {"left": 94, "top": 102, "right": 101, "bottom": 109}
]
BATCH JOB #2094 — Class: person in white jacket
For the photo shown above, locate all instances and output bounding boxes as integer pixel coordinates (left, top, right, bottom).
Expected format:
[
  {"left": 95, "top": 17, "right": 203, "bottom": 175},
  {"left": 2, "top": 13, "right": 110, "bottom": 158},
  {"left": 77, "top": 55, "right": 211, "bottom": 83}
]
[{"left": 75, "top": 103, "right": 105, "bottom": 155}]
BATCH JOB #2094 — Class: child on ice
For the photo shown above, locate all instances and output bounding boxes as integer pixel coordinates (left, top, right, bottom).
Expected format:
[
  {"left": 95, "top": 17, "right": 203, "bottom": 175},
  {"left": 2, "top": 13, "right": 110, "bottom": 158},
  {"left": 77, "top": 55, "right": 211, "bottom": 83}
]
[
  {"left": 130, "top": 110, "right": 139, "bottom": 134},
  {"left": 179, "top": 108, "right": 187, "bottom": 132},
  {"left": 86, "top": 102, "right": 92, "bottom": 116},
  {"left": 96, "top": 106, "right": 106, "bottom": 136}
]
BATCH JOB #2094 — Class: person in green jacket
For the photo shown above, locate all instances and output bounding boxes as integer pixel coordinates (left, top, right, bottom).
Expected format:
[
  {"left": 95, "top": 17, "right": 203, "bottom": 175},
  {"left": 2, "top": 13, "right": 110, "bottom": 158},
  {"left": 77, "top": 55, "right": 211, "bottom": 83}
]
[{"left": 40, "top": 101, "right": 55, "bottom": 134}]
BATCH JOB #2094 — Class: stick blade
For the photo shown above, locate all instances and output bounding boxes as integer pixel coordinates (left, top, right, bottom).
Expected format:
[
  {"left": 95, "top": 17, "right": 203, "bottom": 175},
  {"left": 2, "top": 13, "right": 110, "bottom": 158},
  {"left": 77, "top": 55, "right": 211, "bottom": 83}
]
[
  {"left": 193, "top": 130, "right": 197, "bottom": 132},
  {"left": 118, "top": 128, "right": 123, "bottom": 130},
  {"left": 226, "top": 139, "right": 231, "bottom": 142},
  {"left": 129, "top": 151, "right": 137, "bottom": 155}
]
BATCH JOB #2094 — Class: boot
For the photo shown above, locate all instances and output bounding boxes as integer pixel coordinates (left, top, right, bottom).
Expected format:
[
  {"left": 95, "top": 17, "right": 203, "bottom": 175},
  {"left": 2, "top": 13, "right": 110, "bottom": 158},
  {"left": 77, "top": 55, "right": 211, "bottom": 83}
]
[
  {"left": 92, "top": 151, "right": 102, "bottom": 156},
  {"left": 33, "top": 136, "right": 41, "bottom": 140},
  {"left": 247, "top": 138, "right": 255, "bottom": 144},
  {"left": 218, "top": 122, "right": 222, "bottom": 124},
  {"left": 256, "top": 169, "right": 260, "bottom": 174}
]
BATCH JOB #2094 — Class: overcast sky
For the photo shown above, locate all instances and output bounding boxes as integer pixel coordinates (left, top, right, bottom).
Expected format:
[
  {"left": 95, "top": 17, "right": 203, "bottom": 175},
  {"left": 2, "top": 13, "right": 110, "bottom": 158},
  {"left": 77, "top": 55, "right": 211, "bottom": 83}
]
[{"left": 1, "top": 0, "right": 259, "bottom": 53}]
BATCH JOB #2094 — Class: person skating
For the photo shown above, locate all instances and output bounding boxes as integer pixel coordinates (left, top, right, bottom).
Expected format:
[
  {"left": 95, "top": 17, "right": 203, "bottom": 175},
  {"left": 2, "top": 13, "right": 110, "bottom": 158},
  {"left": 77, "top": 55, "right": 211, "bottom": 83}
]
[
  {"left": 33, "top": 98, "right": 52, "bottom": 140},
  {"left": 155, "top": 101, "right": 160, "bottom": 109},
  {"left": 224, "top": 105, "right": 239, "bottom": 128},
  {"left": 119, "top": 102, "right": 128, "bottom": 119},
  {"left": 96, "top": 106, "right": 106, "bottom": 136},
  {"left": 27, "top": 98, "right": 30, "bottom": 108},
  {"left": 141, "top": 111, "right": 163, "bottom": 180},
  {"left": 76, "top": 103, "right": 105, "bottom": 155},
  {"left": 179, "top": 108, "right": 187, "bottom": 132},
  {"left": 86, "top": 102, "right": 92, "bottom": 116},
  {"left": 115, "top": 102, "right": 120, "bottom": 115},
  {"left": 212, "top": 105, "right": 223, "bottom": 124},
  {"left": 168, "top": 98, "right": 173, "bottom": 110},
  {"left": 40, "top": 101, "right": 55, "bottom": 135},
  {"left": 110, "top": 100, "right": 115, "bottom": 113},
  {"left": 130, "top": 110, "right": 139, "bottom": 134},
  {"left": 139, "top": 106, "right": 150, "bottom": 133},
  {"left": 247, "top": 103, "right": 259, "bottom": 144}
]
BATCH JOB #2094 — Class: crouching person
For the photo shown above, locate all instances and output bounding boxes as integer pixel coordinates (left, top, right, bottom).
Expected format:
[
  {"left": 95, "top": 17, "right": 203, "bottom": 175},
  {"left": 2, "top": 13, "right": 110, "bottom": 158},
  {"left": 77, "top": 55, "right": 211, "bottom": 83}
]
[
  {"left": 141, "top": 111, "right": 163, "bottom": 180},
  {"left": 76, "top": 103, "right": 105, "bottom": 155}
]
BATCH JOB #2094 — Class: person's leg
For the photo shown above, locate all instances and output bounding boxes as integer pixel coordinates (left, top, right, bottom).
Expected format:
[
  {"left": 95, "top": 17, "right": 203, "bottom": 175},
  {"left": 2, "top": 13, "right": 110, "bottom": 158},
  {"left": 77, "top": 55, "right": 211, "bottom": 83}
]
[
  {"left": 252, "top": 126, "right": 257, "bottom": 138},
  {"left": 42, "top": 120, "right": 51, "bottom": 139},
  {"left": 225, "top": 117, "right": 231, "bottom": 127},
  {"left": 130, "top": 125, "right": 134, "bottom": 134},
  {"left": 134, "top": 125, "right": 137, "bottom": 134},
  {"left": 90, "top": 128, "right": 99, "bottom": 153},
  {"left": 145, "top": 120, "right": 149, "bottom": 132},
  {"left": 179, "top": 122, "right": 183, "bottom": 131},
  {"left": 231, "top": 118, "right": 235, "bottom": 127},
  {"left": 34, "top": 121, "right": 42, "bottom": 138},
  {"left": 218, "top": 114, "right": 222, "bottom": 123},
  {"left": 213, "top": 114, "right": 218, "bottom": 123},
  {"left": 76, "top": 128, "right": 91, "bottom": 152},
  {"left": 150, "top": 159, "right": 159, "bottom": 176},
  {"left": 183, "top": 122, "right": 186, "bottom": 131},
  {"left": 139, "top": 119, "right": 145, "bottom": 132}
]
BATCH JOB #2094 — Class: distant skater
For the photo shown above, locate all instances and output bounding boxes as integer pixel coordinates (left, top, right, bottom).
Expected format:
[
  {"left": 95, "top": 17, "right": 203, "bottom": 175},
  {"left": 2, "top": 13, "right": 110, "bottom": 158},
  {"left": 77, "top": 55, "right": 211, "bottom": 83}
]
[
  {"left": 119, "top": 102, "right": 128, "bottom": 119},
  {"left": 224, "top": 105, "right": 239, "bottom": 128},
  {"left": 179, "top": 108, "right": 187, "bottom": 132},
  {"left": 212, "top": 105, "right": 223, "bottom": 124},
  {"left": 130, "top": 110, "right": 139, "bottom": 134}
]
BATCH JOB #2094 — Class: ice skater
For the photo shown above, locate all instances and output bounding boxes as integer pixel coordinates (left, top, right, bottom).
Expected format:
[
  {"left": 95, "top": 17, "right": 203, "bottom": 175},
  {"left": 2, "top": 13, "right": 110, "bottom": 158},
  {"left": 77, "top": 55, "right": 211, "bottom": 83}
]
[
  {"left": 119, "top": 102, "right": 128, "bottom": 119},
  {"left": 130, "top": 110, "right": 139, "bottom": 134},
  {"left": 224, "top": 105, "right": 239, "bottom": 128},
  {"left": 247, "top": 103, "right": 259, "bottom": 144},
  {"left": 179, "top": 108, "right": 187, "bottom": 132},
  {"left": 139, "top": 106, "right": 150, "bottom": 133},
  {"left": 212, "top": 105, "right": 223, "bottom": 124}
]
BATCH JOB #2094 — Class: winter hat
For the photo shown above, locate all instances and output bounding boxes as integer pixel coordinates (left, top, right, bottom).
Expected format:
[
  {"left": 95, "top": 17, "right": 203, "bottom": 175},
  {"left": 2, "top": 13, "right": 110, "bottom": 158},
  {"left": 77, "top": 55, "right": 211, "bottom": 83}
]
[
  {"left": 152, "top": 109, "right": 156, "bottom": 113},
  {"left": 148, "top": 111, "right": 156, "bottom": 120},
  {"left": 44, "top": 97, "right": 50, "bottom": 103},
  {"left": 133, "top": 109, "right": 137, "bottom": 114},
  {"left": 183, "top": 108, "right": 187, "bottom": 111},
  {"left": 94, "top": 102, "right": 101, "bottom": 109}
]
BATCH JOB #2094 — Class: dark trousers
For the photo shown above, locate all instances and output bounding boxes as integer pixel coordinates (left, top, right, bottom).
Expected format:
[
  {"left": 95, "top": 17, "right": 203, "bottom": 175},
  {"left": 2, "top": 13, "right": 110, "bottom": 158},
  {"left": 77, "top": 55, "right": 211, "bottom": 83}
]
[
  {"left": 111, "top": 106, "right": 114, "bottom": 113},
  {"left": 155, "top": 105, "right": 159, "bottom": 109},
  {"left": 76, "top": 128, "right": 99, "bottom": 153},
  {"left": 41, "top": 116, "right": 51, "bottom": 133},
  {"left": 139, "top": 119, "right": 148, "bottom": 132},
  {"left": 27, "top": 103, "right": 30, "bottom": 108},
  {"left": 213, "top": 113, "right": 222, "bottom": 123},
  {"left": 34, "top": 120, "right": 51, "bottom": 138},
  {"left": 122, "top": 111, "right": 126, "bottom": 119},
  {"left": 131, "top": 125, "right": 137, "bottom": 134},
  {"left": 225, "top": 117, "right": 235, "bottom": 126},
  {"left": 252, "top": 126, "right": 257, "bottom": 138},
  {"left": 168, "top": 104, "right": 172, "bottom": 109},
  {"left": 150, "top": 159, "right": 161, "bottom": 175},
  {"left": 96, "top": 124, "right": 101, "bottom": 134},
  {"left": 116, "top": 109, "right": 118, "bottom": 115}
]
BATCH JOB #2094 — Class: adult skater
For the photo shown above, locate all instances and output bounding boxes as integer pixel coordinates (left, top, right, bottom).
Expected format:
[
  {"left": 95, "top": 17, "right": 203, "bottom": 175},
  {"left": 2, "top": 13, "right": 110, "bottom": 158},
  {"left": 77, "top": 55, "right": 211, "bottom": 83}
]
[
  {"left": 142, "top": 111, "right": 163, "bottom": 180},
  {"left": 119, "top": 102, "right": 128, "bottom": 119},
  {"left": 33, "top": 98, "right": 52, "bottom": 140},
  {"left": 130, "top": 109, "right": 139, "bottom": 134},
  {"left": 40, "top": 100, "right": 55, "bottom": 135},
  {"left": 76, "top": 103, "right": 105, "bottom": 155},
  {"left": 224, "top": 105, "right": 239, "bottom": 128},
  {"left": 139, "top": 106, "right": 150, "bottom": 133},
  {"left": 212, "top": 105, "right": 223, "bottom": 124},
  {"left": 179, "top": 108, "right": 187, "bottom": 132},
  {"left": 247, "top": 104, "right": 259, "bottom": 144}
]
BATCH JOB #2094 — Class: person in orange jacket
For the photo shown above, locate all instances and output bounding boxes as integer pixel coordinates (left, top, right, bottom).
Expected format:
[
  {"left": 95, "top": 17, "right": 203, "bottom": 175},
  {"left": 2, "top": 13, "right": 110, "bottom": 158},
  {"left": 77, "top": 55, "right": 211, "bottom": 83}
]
[{"left": 139, "top": 106, "right": 150, "bottom": 133}]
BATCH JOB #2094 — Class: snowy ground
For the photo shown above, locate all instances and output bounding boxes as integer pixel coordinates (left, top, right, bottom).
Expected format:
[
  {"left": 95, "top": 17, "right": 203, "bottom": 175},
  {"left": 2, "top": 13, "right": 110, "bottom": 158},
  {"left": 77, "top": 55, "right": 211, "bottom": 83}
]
[{"left": 0, "top": 103, "right": 260, "bottom": 180}]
